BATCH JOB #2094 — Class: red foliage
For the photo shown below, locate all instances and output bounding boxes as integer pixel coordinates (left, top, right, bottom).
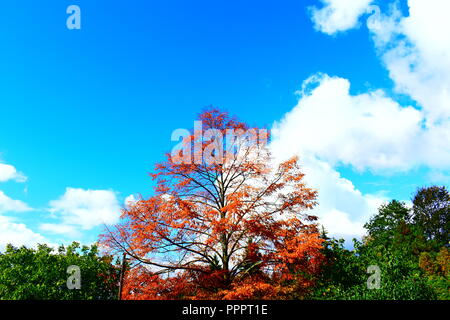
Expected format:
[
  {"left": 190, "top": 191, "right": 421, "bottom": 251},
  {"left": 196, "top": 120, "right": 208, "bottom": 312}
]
[{"left": 101, "top": 108, "right": 324, "bottom": 299}]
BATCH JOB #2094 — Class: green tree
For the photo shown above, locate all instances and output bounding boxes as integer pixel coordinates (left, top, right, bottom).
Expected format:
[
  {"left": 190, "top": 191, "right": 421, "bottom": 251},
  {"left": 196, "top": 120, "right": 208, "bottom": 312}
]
[
  {"left": 310, "top": 197, "right": 442, "bottom": 300},
  {"left": 419, "top": 247, "right": 450, "bottom": 300},
  {"left": 0, "top": 242, "right": 119, "bottom": 300},
  {"left": 364, "top": 200, "right": 431, "bottom": 256},
  {"left": 364, "top": 200, "right": 411, "bottom": 246},
  {"left": 412, "top": 186, "right": 449, "bottom": 247},
  {"left": 308, "top": 232, "right": 365, "bottom": 299}
]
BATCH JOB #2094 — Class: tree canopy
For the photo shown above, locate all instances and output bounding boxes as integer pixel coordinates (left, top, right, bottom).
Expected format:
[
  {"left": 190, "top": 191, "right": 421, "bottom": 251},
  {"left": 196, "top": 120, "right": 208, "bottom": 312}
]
[
  {"left": 0, "top": 242, "right": 119, "bottom": 300},
  {"left": 101, "top": 108, "right": 324, "bottom": 299},
  {"left": 310, "top": 186, "right": 449, "bottom": 300}
]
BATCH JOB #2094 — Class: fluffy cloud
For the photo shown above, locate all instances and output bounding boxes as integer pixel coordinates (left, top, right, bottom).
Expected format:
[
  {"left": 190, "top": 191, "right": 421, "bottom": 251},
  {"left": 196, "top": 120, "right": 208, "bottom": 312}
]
[
  {"left": 125, "top": 194, "right": 138, "bottom": 207},
  {"left": 309, "top": 0, "right": 450, "bottom": 171},
  {"left": 0, "top": 215, "right": 51, "bottom": 251},
  {"left": 273, "top": 73, "right": 450, "bottom": 172},
  {"left": 271, "top": 121, "right": 387, "bottom": 240},
  {"left": 45, "top": 188, "right": 121, "bottom": 232},
  {"left": 283, "top": 0, "right": 450, "bottom": 240},
  {"left": 0, "top": 163, "right": 27, "bottom": 182},
  {"left": 39, "top": 223, "right": 81, "bottom": 238},
  {"left": 368, "top": 0, "right": 450, "bottom": 126},
  {"left": 309, "top": 0, "right": 373, "bottom": 35},
  {"left": 369, "top": 1, "right": 450, "bottom": 120},
  {"left": 0, "top": 190, "right": 31, "bottom": 213},
  {"left": 270, "top": 70, "right": 450, "bottom": 239},
  {"left": 295, "top": 155, "right": 385, "bottom": 240},
  {"left": 311, "top": 0, "right": 450, "bottom": 126},
  {"left": 0, "top": 161, "right": 41, "bottom": 250}
]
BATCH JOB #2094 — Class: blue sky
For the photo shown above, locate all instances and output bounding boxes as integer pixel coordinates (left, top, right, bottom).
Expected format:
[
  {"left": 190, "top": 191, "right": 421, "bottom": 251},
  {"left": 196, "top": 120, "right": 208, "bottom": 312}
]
[{"left": 0, "top": 0, "right": 448, "bottom": 248}]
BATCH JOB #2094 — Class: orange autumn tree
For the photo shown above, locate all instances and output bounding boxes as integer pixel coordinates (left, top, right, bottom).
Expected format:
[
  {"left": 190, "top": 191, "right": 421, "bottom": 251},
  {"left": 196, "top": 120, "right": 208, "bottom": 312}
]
[{"left": 101, "top": 108, "right": 324, "bottom": 299}]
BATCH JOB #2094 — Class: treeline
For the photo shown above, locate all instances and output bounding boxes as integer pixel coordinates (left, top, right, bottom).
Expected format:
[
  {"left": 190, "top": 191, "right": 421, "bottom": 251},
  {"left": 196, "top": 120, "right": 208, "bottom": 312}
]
[
  {"left": 310, "top": 185, "right": 449, "bottom": 300},
  {"left": 0, "top": 242, "right": 119, "bottom": 300},
  {"left": 0, "top": 185, "right": 448, "bottom": 300}
]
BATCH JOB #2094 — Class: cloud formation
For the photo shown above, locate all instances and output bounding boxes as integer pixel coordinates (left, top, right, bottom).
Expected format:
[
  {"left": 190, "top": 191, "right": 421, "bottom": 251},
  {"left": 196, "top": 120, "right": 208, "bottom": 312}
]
[
  {"left": 44, "top": 188, "right": 121, "bottom": 234},
  {"left": 270, "top": 77, "right": 395, "bottom": 239},
  {"left": 0, "top": 190, "right": 31, "bottom": 213},
  {"left": 0, "top": 215, "right": 51, "bottom": 251},
  {"left": 273, "top": 73, "right": 450, "bottom": 173},
  {"left": 311, "top": 0, "right": 450, "bottom": 126},
  {"left": 368, "top": 0, "right": 450, "bottom": 123},
  {"left": 309, "top": 0, "right": 374, "bottom": 35},
  {"left": 274, "top": 0, "right": 450, "bottom": 240},
  {"left": 0, "top": 163, "right": 27, "bottom": 183}
]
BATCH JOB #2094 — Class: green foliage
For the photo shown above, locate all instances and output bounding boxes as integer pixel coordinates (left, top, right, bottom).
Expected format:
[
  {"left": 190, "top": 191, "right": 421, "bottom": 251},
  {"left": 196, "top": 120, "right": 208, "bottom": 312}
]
[
  {"left": 419, "top": 247, "right": 450, "bottom": 300},
  {"left": 310, "top": 185, "right": 449, "bottom": 300},
  {"left": 364, "top": 200, "right": 411, "bottom": 247},
  {"left": 308, "top": 235, "right": 364, "bottom": 299},
  {"left": 0, "top": 242, "right": 119, "bottom": 300},
  {"left": 412, "top": 186, "right": 449, "bottom": 247},
  {"left": 1, "top": 185, "right": 447, "bottom": 300}
]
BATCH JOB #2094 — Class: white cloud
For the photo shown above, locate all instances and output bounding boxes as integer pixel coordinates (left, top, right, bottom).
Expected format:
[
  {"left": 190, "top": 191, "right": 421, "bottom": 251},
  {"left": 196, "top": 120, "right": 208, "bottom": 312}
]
[
  {"left": 366, "top": 1, "right": 450, "bottom": 177},
  {"left": 125, "top": 194, "right": 138, "bottom": 208},
  {"left": 272, "top": 73, "right": 450, "bottom": 172},
  {"left": 0, "top": 190, "right": 32, "bottom": 213},
  {"left": 47, "top": 188, "right": 121, "bottom": 231},
  {"left": 311, "top": 0, "right": 450, "bottom": 127},
  {"left": 300, "top": 155, "right": 386, "bottom": 240},
  {"left": 270, "top": 70, "right": 450, "bottom": 239},
  {"left": 320, "top": 209, "right": 365, "bottom": 239},
  {"left": 281, "top": 0, "right": 450, "bottom": 240},
  {"left": 368, "top": 0, "right": 450, "bottom": 123},
  {"left": 269, "top": 142, "right": 385, "bottom": 240},
  {"left": 0, "top": 163, "right": 27, "bottom": 183},
  {"left": 309, "top": 0, "right": 373, "bottom": 35},
  {"left": 0, "top": 161, "right": 45, "bottom": 250},
  {"left": 0, "top": 215, "right": 51, "bottom": 251},
  {"left": 39, "top": 223, "right": 81, "bottom": 237}
]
